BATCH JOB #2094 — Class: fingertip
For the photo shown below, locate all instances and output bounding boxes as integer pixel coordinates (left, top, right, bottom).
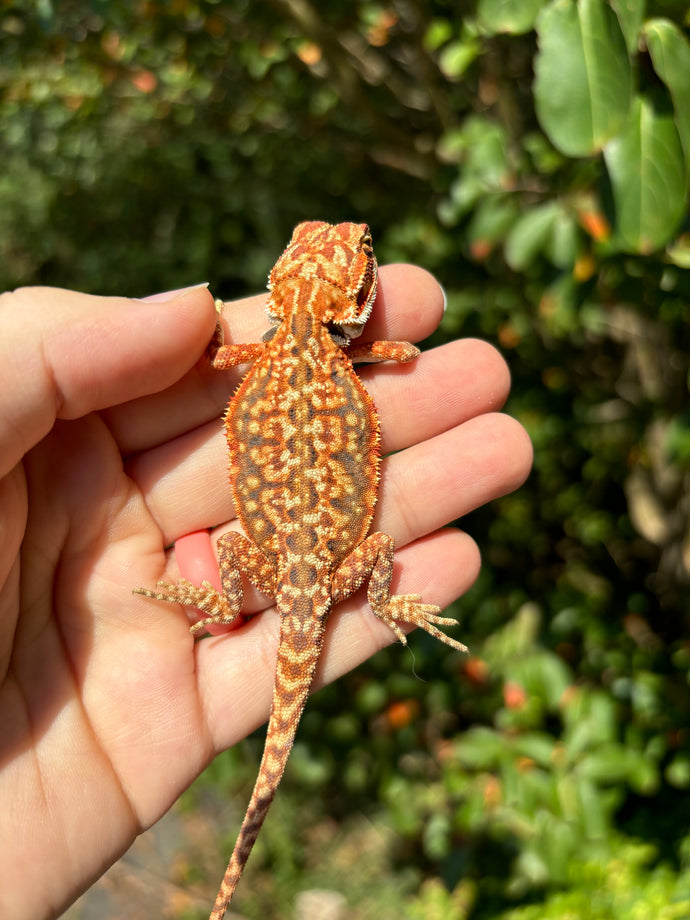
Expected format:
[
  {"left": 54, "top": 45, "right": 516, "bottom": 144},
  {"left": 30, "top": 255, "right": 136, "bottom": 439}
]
[
  {"left": 376, "top": 264, "right": 445, "bottom": 340},
  {"left": 464, "top": 338, "right": 513, "bottom": 412},
  {"left": 175, "top": 531, "right": 222, "bottom": 592},
  {"left": 128, "top": 284, "right": 218, "bottom": 352},
  {"left": 50, "top": 285, "right": 219, "bottom": 421},
  {"left": 475, "top": 411, "right": 533, "bottom": 494},
  {"left": 454, "top": 527, "right": 482, "bottom": 590},
  {"left": 139, "top": 282, "right": 211, "bottom": 303},
  {"left": 501, "top": 413, "right": 534, "bottom": 490}
]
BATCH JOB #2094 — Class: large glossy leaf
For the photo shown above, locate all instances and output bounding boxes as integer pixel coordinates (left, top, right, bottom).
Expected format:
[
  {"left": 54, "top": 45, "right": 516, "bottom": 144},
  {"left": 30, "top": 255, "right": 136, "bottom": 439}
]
[
  {"left": 478, "top": 0, "right": 546, "bottom": 35},
  {"left": 534, "top": 0, "right": 632, "bottom": 155},
  {"left": 604, "top": 95, "right": 686, "bottom": 253},
  {"left": 644, "top": 18, "right": 690, "bottom": 170},
  {"left": 610, "top": 0, "right": 645, "bottom": 54}
]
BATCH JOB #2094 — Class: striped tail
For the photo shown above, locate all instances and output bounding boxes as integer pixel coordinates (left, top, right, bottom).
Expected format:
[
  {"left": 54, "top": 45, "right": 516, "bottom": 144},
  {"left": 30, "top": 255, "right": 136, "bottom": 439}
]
[{"left": 209, "top": 609, "right": 327, "bottom": 919}]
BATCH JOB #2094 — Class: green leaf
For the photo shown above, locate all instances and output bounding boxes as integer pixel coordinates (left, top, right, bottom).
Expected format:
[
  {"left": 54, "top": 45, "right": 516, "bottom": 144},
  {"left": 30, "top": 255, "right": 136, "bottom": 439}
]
[
  {"left": 644, "top": 18, "right": 690, "bottom": 170},
  {"left": 577, "top": 743, "right": 636, "bottom": 783},
  {"left": 467, "top": 194, "right": 521, "bottom": 257},
  {"left": 578, "top": 744, "right": 658, "bottom": 794},
  {"left": 455, "top": 726, "right": 504, "bottom": 769},
  {"left": 574, "top": 775, "right": 610, "bottom": 838},
  {"left": 439, "top": 118, "right": 513, "bottom": 223},
  {"left": 504, "top": 201, "right": 561, "bottom": 270},
  {"left": 546, "top": 207, "right": 579, "bottom": 268},
  {"left": 438, "top": 38, "right": 480, "bottom": 80},
  {"left": 478, "top": 0, "right": 546, "bottom": 35},
  {"left": 667, "top": 234, "right": 690, "bottom": 269},
  {"left": 604, "top": 94, "right": 687, "bottom": 253},
  {"left": 610, "top": 0, "right": 646, "bottom": 54},
  {"left": 515, "top": 732, "right": 557, "bottom": 767},
  {"left": 664, "top": 413, "right": 690, "bottom": 467},
  {"left": 666, "top": 754, "right": 690, "bottom": 789},
  {"left": 460, "top": 118, "right": 512, "bottom": 187},
  {"left": 534, "top": 0, "right": 632, "bottom": 155},
  {"left": 423, "top": 18, "right": 453, "bottom": 52},
  {"left": 505, "top": 650, "right": 572, "bottom": 707}
]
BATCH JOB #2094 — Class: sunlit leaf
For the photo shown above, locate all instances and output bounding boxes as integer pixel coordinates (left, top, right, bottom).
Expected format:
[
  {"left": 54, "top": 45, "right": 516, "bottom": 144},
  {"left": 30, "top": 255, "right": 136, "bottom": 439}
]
[
  {"left": 666, "top": 233, "right": 690, "bottom": 269},
  {"left": 478, "top": 0, "right": 546, "bottom": 35},
  {"left": 604, "top": 94, "right": 686, "bottom": 253},
  {"left": 644, "top": 18, "right": 690, "bottom": 170},
  {"left": 439, "top": 38, "right": 480, "bottom": 79},
  {"left": 534, "top": 0, "right": 632, "bottom": 155},
  {"left": 666, "top": 755, "right": 690, "bottom": 789},
  {"left": 423, "top": 18, "right": 453, "bottom": 51}
]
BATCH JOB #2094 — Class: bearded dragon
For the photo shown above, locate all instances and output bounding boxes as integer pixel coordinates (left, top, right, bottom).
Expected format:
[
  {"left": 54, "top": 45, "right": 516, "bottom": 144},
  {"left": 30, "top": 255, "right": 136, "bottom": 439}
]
[{"left": 135, "top": 221, "right": 466, "bottom": 918}]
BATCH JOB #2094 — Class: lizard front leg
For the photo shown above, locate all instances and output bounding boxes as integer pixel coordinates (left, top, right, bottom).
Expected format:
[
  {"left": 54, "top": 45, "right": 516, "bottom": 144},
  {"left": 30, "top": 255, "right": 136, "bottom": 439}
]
[
  {"left": 206, "top": 299, "right": 267, "bottom": 370},
  {"left": 345, "top": 340, "right": 420, "bottom": 364},
  {"left": 331, "top": 533, "right": 468, "bottom": 653},
  {"left": 134, "top": 531, "right": 277, "bottom": 635}
]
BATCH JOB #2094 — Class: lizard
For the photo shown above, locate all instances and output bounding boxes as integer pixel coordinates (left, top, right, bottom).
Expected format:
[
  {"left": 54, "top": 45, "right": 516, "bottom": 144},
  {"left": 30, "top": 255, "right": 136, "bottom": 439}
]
[{"left": 135, "top": 221, "right": 467, "bottom": 919}]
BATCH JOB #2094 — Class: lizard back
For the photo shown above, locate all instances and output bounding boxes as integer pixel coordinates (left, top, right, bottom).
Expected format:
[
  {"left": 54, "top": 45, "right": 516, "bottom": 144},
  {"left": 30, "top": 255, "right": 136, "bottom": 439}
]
[{"left": 227, "top": 281, "right": 381, "bottom": 581}]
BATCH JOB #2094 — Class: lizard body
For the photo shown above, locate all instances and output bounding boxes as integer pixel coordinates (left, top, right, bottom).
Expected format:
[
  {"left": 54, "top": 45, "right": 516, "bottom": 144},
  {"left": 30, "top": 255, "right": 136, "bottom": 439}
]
[{"left": 135, "top": 221, "right": 467, "bottom": 918}]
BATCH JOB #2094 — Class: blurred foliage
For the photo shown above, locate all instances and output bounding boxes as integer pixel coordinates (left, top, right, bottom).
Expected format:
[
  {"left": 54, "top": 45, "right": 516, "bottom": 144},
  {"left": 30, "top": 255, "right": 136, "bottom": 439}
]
[{"left": 4, "top": 0, "right": 690, "bottom": 917}]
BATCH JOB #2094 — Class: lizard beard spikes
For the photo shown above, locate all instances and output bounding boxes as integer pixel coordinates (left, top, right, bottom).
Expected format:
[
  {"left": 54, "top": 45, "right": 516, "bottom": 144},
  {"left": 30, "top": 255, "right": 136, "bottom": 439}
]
[{"left": 135, "top": 221, "right": 467, "bottom": 919}]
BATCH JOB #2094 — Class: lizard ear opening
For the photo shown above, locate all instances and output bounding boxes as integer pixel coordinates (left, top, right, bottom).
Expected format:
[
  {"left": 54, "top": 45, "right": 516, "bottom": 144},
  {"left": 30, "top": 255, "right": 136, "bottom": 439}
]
[
  {"left": 342, "top": 256, "right": 378, "bottom": 334},
  {"left": 356, "top": 267, "right": 376, "bottom": 309}
]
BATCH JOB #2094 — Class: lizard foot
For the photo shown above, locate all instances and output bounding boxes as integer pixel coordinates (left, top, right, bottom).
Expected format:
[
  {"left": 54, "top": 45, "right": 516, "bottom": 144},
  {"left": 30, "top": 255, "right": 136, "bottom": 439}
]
[
  {"left": 374, "top": 595, "right": 468, "bottom": 653},
  {"left": 133, "top": 578, "right": 242, "bottom": 633}
]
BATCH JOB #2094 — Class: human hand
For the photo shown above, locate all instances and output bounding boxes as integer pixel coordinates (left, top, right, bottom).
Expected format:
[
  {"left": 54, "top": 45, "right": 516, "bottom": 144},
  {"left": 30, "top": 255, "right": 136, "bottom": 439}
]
[{"left": 0, "top": 268, "right": 531, "bottom": 919}]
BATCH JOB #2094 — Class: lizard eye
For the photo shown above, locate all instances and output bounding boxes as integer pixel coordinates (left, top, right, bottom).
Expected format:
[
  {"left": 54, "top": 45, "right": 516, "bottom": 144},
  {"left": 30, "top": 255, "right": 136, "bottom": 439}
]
[{"left": 361, "top": 234, "right": 373, "bottom": 256}]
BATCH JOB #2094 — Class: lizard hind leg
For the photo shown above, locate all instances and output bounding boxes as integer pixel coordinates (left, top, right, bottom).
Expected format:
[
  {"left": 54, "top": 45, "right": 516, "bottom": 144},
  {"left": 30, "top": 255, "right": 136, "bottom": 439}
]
[
  {"left": 134, "top": 576, "right": 240, "bottom": 627},
  {"left": 331, "top": 532, "right": 468, "bottom": 653},
  {"left": 190, "top": 531, "right": 277, "bottom": 635},
  {"left": 134, "top": 531, "right": 277, "bottom": 636}
]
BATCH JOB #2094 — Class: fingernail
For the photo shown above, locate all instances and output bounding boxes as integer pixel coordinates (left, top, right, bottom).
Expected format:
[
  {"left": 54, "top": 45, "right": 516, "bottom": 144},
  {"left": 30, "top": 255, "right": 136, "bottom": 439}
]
[
  {"left": 175, "top": 531, "right": 222, "bottom": 591},
  {"left": 138, "top": 282, "right": 210, "bottom": 303},
  {"left": 439, "top": 283, "right": 448, "bottom": 313}
]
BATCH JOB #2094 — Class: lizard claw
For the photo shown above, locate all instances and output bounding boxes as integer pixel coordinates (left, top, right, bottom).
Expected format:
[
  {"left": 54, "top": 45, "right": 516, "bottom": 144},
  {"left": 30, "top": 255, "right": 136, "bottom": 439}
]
[{"left": 373, "top": 595, "right": 468, "bottom": 653}]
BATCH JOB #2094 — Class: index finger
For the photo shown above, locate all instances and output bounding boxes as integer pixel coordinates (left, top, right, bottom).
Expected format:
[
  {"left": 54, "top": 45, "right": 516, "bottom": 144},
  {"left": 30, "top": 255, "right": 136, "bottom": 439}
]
[
  {"left": 107, "top": 264, "right": 445, "bottom": 454},
  {"left": 0, "top": 285, "right": 216, "bottom": 479}
]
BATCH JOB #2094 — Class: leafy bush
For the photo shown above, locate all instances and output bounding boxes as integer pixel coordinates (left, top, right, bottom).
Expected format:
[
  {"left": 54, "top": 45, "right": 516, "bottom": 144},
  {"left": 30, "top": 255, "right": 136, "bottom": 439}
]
[
  {"left": 500, "top": 839, "right": 690, "bottom": 920},
  {"left": 3, "top": 1, "right": 689, "bottom": 916}
]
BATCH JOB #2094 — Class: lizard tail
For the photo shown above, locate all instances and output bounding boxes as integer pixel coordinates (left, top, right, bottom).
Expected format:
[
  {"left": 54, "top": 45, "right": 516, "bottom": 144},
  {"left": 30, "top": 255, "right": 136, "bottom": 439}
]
[{"left": 209, "top": 610, "right": 328, "bottom": 920}]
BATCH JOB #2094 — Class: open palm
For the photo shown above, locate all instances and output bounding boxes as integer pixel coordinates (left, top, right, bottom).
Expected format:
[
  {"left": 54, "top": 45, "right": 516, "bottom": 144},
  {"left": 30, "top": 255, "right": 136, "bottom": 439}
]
[{"left": 0, "top": 269, "right": 531, "bottom": 919}]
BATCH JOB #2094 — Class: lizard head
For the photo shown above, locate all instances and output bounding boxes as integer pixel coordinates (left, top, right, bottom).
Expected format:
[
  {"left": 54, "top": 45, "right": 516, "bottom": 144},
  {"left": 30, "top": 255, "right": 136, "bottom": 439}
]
[{"left": 266, "top": 221, "right": 379, "bottom": 344}]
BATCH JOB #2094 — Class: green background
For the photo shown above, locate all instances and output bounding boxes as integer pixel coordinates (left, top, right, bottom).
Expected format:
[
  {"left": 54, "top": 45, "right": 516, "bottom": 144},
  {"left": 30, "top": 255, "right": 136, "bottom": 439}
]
[{"left": 4, "top": 2, "right": 690, "bottom": 917}]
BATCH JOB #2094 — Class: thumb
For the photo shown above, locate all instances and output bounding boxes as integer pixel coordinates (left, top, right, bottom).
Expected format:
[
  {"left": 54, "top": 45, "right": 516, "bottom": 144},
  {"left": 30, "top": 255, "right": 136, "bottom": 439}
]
[{"left": 0, "top": 284, "right": 216, "bottom": 478}]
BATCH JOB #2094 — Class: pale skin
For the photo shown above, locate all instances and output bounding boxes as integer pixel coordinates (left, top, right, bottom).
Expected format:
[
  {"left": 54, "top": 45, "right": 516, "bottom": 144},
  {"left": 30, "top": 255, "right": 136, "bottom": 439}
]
[{"left": 0, "top": 267, "right": 532, "bottom": 920}]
